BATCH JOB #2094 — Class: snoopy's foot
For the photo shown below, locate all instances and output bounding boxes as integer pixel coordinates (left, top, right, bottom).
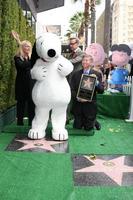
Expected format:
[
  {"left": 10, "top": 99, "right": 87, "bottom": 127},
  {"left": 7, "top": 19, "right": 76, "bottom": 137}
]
[
  {"left": 28, "top": 129, "right": 46, "bottom": 140},
  {"left": 52, "top": 130, "right": 68, "bottom": 141}
]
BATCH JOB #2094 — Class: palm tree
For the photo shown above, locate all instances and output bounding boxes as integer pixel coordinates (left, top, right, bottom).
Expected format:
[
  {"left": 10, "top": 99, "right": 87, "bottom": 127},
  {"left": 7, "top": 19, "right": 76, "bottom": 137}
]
[
  {"left": 70, "top": 12, "right": 85, "bottom": 38},
  {"left": 84, "top": 0, "right": 90, "bottom": 47},
  {"left": 90, "top": 0, "right": 102, "bottom": 43},
  {"left": 66, "top": 12, "right": 85, "bottom": 42},
  {"left": 72, "top": 0, "right": 101, "bottom": 46},
  {"left": 71, "top": 0, "right": 90, "bottom": 47}
]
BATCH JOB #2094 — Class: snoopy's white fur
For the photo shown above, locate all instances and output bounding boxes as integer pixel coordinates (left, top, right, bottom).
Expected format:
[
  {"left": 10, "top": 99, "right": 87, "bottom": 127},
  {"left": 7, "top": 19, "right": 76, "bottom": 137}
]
[{"left": 28, "top": 33, "right": 73, "bottom": 140}]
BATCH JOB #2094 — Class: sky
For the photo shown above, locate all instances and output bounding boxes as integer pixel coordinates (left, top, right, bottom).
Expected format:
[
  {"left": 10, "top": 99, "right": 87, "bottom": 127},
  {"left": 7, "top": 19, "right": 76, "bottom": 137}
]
[{"left": 36, "top": 0, "right": 105, "bottom": 38}]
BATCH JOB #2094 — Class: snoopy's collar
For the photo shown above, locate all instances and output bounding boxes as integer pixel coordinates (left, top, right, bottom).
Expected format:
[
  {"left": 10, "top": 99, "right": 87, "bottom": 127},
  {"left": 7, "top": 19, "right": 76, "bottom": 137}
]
[{"left": 41, "top": 57, "right": 48, "bottom": 62}]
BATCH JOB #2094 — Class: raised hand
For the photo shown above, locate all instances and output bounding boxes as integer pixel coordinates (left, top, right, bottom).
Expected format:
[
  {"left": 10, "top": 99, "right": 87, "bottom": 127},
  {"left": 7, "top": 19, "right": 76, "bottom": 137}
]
[{"left": 11, "top": 30, "right": 21, "bottom": 45}]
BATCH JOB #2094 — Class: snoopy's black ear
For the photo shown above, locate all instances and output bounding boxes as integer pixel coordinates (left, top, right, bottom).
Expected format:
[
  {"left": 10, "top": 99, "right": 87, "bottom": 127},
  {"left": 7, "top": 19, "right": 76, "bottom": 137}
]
[
  {"left": 111, "top": 44, "right": 118, "bottom": 51},
  {"left": 31, "top": 42, "right": 39, "bottom": 68}
]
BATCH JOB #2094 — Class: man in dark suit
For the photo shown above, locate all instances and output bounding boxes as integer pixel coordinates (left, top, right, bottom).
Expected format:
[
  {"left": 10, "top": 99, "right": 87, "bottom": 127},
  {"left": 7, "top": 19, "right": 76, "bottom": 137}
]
[
  {"left": 68, "top": 37, "right": 84, "bottom": 83},
  {"left": 70, "top": 54, "right": 104, "bottom": 132},
  {"left": 66, "top": 37, "right": 84, "bottom": 124}
]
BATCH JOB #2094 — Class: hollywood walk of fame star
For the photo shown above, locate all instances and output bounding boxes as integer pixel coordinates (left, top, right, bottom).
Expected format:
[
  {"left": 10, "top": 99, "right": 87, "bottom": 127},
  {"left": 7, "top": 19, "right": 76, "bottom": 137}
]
[
  {"left": 16, "top": 138, "right": 65, "bottom": 152},
  {"left": 75, "top": 155, "right": 133, "bottom": 186},
  {"left": 83, "top": 79, "right": 93, "bottom": 90}
]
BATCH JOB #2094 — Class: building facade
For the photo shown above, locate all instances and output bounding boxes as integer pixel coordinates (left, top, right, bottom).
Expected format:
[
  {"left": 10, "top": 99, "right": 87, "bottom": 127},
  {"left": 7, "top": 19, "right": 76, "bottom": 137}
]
[
  {"left": 112, "top": 0, "right": 133, "bottom": 44},
  {"left": 96, "top": 8, "right": 112, "bottom": 49},
  {"left": 96, "top": 11, "right": 105, "bottom": 46},
  {"left": 17, "top": 0, "right": 65, "bottom": 34}
]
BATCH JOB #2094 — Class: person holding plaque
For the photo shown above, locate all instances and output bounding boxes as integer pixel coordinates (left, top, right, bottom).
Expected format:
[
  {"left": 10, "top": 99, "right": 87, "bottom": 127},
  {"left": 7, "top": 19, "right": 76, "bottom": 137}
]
[{"left": 70, "top": 54, "right": 104, "bottom": 132}]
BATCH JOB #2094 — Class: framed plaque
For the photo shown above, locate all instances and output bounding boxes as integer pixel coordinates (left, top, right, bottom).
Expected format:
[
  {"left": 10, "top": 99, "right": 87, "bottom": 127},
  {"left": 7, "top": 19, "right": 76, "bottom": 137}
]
[{"left": 77, "top": 74, "right": 97, "bottom": 101}]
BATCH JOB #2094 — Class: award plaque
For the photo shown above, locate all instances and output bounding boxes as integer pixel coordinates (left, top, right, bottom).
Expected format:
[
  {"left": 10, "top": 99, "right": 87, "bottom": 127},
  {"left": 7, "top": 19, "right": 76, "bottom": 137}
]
[{"left": 77, "top": 74, "right": 97, "bottom": 101}]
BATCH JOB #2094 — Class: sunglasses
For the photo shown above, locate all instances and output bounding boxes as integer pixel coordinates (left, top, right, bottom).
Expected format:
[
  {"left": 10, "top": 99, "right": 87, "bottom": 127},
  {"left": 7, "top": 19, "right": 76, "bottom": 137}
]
[{"left": 70, "top": 42, "right": 77, "bottom": 45}]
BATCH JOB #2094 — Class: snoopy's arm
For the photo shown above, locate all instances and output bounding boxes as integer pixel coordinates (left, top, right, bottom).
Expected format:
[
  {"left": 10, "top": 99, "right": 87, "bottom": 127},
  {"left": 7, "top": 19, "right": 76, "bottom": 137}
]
[
  {"left": 57, "top": 56, "right": 74, "bottom": 77},
  {"left": 31, "top": 59, "right": 47, "bottom": 81}
]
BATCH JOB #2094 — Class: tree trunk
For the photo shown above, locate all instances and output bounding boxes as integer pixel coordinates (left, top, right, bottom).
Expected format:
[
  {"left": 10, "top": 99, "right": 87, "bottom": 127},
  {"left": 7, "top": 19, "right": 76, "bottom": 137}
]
[
  {"left": 103, "top": 0, "right": 111, "bottom": 56},
  {"left": 90, "top": 0, "right": 96, "bottom": 43},
  {"left": 84, "top": 0, "right": 90, "bottom": 48}
]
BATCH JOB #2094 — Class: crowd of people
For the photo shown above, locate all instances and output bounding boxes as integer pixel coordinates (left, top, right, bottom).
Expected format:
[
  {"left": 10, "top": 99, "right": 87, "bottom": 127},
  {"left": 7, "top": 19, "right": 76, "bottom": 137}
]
[{"left": 12, "top": 31, "right": 133, "bottom": 135}]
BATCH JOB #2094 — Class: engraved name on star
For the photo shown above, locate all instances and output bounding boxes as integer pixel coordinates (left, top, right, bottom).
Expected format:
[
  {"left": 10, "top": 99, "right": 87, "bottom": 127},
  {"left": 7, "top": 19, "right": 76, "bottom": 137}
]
[
  {"left": 75, "top": 155, "right": 133, "bottom": 186},
  {"left": 16, "top": 138, "right": 64, "bottom": 152}
]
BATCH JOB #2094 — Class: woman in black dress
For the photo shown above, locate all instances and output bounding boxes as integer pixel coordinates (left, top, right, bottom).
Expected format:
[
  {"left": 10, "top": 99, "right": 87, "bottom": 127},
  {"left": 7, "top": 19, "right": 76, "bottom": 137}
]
[{"left": 14, "top": 40, "right": 35, "bottom": 125}]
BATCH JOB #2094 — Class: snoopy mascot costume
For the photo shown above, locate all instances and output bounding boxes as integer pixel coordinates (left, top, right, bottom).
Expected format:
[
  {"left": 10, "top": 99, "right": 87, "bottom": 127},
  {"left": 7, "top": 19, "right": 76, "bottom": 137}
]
[{"left": 28, "top": 33, "right": 73, "bottom": 141}]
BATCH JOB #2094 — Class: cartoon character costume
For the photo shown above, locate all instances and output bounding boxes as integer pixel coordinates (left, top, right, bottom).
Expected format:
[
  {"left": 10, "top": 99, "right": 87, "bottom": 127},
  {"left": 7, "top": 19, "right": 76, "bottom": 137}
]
[
  {"left": 108, "top": 44, "right": 131, "bottom": 92},
  {"left": 85, "top": 43, "right": 105, "bottom": 66},
  {"left": 28, "top": 33, "right": 73, "bottom": 140}
]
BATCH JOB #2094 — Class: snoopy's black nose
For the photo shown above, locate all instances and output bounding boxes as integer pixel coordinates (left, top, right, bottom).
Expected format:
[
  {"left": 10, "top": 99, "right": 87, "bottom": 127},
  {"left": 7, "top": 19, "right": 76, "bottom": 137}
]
[{"left": 47, "top": 49, "right": 56, "bottom": 57}]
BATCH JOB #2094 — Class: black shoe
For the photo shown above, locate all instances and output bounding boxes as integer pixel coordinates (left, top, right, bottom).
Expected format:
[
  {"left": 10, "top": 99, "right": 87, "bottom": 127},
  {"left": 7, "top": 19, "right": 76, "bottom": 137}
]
[
  {"left": 17, "top": 117, "right": 24, "bottom": 125},
  {"left": 17, "top": 122, "right": 24, "bottom": 126},
  {"left": 66, "top": 119, "right": 70, "bottom": 125},
  {"left": 73, "top": 124, "right": 82, "bottom": 129},
  {"left": 95, "top": 121, "right": 101, "bottom": 130},
  {"left": 28, "top": 122, "right": 32, "bottom": 126},
  {"left": 28, "top": 117, "right": 33, "bottom": 126}
]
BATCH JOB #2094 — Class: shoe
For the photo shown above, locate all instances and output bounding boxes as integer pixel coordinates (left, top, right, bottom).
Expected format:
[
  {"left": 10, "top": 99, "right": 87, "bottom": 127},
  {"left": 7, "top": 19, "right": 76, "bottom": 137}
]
[
  {"left": 17, "top": 122, "right": 24, "bottom": 126},
  {"left": 73, "top": 125, "right": 82, "bottom": 129},
  {"left": 95, "top": 121, "right": 101, "bottom": 130},
  {"left": 66, "top": 119, "right": 70, "bottom": 125},
  {"left": 28, "top": 118, "right": 34, "bottom": 126},
  {"left": 28, "top": 122, "right": 32, "bottom": 126}
]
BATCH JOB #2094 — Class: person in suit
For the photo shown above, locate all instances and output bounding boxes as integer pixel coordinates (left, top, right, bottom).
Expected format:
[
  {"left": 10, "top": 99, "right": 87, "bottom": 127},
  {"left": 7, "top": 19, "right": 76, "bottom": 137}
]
[
  {"left": 70, "top": 54, "right": 104, "bottom": 132},
  {"left": 66, "top": 37, "right": 84, "bottom": 124},
  {"left": 14, "top": 40, "right": 35, "bottom": 126},
  {"left": 85, "top": 43, "right": 106, "bottom": 131},
  {"left": 68, "top": 37, "right": 84, "bottom": 83}
]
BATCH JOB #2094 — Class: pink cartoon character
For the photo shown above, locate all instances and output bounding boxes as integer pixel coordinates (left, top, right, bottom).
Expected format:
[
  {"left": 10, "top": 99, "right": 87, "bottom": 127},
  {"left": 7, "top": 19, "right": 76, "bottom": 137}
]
[
  {"left": 85, "top": 43, "right": 105, "bottom": 66},
  {"left": 108, "top": 44, "right": 131, "bottom": 92}
]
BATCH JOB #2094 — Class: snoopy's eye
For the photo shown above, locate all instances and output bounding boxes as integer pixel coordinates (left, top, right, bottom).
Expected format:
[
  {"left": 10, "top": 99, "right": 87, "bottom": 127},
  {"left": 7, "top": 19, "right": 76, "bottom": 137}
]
[{"left": 41, "top": 42, "right": 43, "bottom": 45}]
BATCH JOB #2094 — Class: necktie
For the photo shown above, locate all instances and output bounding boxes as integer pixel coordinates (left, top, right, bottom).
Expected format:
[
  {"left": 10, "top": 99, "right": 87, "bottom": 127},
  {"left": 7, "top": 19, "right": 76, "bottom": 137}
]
[{"left": 71, "top": 52, "right": 76, "bottom": 58}]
